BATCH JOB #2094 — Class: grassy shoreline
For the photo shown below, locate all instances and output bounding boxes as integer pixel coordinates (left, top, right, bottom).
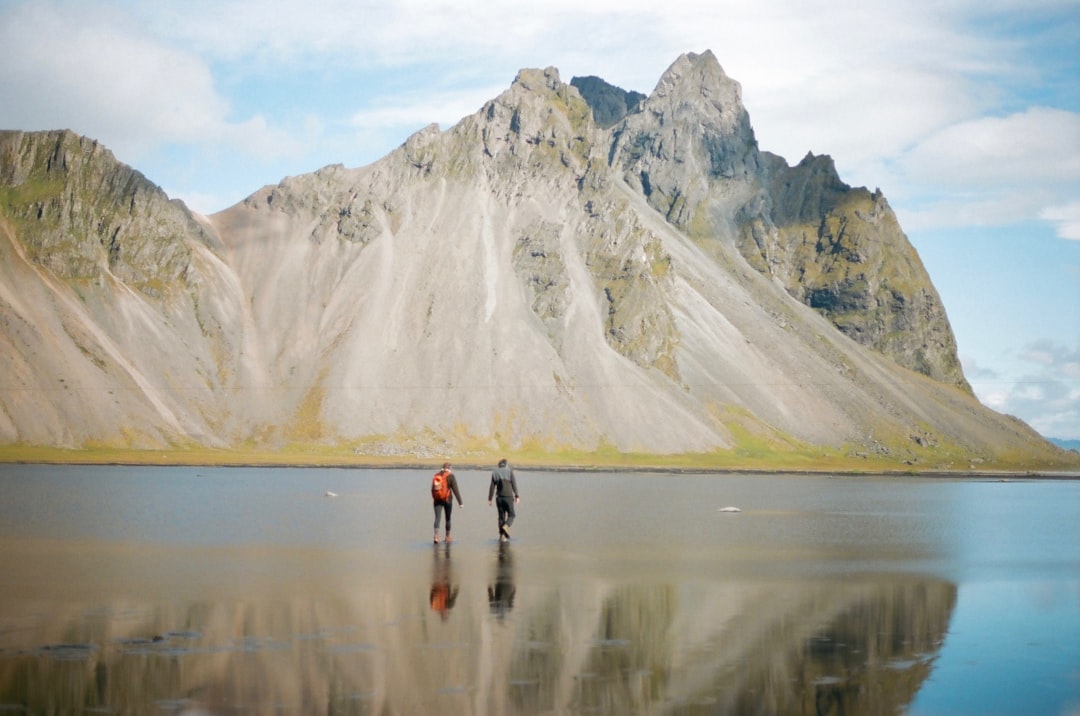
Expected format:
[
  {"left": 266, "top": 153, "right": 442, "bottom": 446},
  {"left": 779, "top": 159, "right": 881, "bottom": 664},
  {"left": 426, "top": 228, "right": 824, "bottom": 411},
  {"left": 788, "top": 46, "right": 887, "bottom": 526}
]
[{"left": 2, "top": 444, "right": 1077, "bottom": 477}]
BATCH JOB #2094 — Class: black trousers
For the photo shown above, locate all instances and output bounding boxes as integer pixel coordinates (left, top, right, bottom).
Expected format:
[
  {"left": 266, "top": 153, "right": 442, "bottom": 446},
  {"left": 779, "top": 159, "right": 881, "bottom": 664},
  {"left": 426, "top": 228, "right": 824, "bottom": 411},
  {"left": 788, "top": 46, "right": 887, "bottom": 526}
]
[
  {"left": 496, "top": 495, "right": 515, "bottom": 528},
  {"left": 433, "top": 500, "right": 453, "bottom": 532}
]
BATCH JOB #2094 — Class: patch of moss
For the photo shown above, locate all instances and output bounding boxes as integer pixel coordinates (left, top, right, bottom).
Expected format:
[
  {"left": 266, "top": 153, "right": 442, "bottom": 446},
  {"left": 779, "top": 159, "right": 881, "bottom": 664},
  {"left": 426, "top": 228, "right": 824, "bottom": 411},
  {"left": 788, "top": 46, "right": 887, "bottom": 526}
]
[
  {"left": 285, "top": 386, "right": 326, "bottom": 443},
  {"left": 0, "top": 174, "right": 66, "bottom": 209},
  {"left": 644, "top": 237, "right": 671, "bottom": 278}
]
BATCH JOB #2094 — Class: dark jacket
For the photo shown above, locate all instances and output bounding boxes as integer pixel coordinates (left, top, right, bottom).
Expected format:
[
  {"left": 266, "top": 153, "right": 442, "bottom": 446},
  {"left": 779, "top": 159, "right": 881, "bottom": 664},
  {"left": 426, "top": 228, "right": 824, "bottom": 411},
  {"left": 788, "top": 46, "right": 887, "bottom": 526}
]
[{"left": 488, "top": 465, "right": 518, "bottom": 500}]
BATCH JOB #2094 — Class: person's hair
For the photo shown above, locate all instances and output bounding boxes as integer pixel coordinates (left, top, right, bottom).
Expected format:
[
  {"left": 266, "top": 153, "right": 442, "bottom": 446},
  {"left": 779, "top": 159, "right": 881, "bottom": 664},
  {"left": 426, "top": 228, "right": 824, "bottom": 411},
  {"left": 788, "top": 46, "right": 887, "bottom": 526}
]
[
  {"left": 498, "top": 458, "right": 507, "bottom": 467},
  {"left": 442, "top": 462, "right": 450, "bottom": 469}
]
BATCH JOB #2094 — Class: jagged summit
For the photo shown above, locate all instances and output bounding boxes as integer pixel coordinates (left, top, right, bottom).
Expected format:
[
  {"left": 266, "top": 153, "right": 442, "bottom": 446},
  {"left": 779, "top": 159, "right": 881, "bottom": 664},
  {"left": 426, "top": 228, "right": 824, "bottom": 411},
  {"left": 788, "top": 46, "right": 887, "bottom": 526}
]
[
  {"left": 0, "top": 53, "right": 1068, "bottom": 467},
  {"left": 611, "top": 52, "right": 761, "bottom": 235},
  {"left": 597, "top": 52, "right": 966, "bottom": 389},
  {"left": 649, "top": 51, "right": 746, "bottom": 119}
]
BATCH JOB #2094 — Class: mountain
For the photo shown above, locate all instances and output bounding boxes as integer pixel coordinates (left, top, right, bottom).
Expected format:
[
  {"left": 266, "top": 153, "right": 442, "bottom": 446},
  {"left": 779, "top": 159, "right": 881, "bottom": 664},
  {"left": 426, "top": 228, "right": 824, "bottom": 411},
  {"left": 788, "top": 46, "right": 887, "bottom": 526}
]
[
  {"left": 0, "top": 51, "right": 1072, "bottom": 468},
  {"left": 1049, "top": 438, "right": 1080, "bottom": 453}
]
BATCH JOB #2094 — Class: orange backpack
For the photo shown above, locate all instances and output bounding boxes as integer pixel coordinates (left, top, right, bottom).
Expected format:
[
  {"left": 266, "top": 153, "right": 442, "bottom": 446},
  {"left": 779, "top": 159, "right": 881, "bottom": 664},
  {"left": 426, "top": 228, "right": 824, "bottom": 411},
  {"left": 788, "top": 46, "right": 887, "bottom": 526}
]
[
  {"left": 431, "top": 470, "right": 452, "bottom": 501},
  {"left": 430, "top": 583, "right": 449, "bottom": 612}
]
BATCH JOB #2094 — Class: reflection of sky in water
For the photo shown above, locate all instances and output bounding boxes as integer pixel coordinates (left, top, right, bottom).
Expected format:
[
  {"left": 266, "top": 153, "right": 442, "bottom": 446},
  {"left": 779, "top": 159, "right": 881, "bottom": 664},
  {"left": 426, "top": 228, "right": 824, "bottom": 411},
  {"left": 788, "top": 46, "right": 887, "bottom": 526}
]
[
  {"left": 0, "top": 466, "right": 1076, "bottom": 714},
  {"left": 932, "top": 481, "right": 1080, "bottom": 581},
  {"left": 909, "top": 579, "right": 1080, "bottom": 716}
]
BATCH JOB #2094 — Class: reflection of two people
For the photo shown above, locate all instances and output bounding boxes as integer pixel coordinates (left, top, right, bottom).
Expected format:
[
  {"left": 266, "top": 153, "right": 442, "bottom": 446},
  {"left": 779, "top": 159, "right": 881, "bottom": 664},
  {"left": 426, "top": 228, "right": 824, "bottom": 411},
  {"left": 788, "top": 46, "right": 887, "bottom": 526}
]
[
  {"left": 429, "top": 539, "right": 516, "bottom": 622},
  {"left": 429, "top": 544, "right": 459, "bottom": 621},
  {"left": 487, "top": 540, "right": 516, "bottom": 621}
]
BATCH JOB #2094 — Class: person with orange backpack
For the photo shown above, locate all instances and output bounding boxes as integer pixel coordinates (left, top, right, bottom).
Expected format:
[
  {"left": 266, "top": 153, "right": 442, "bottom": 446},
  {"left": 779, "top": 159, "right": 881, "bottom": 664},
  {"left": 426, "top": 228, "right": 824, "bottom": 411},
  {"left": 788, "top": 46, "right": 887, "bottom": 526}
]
[{"left": 431, "top": 462, "right": 463, "bottom": 544}]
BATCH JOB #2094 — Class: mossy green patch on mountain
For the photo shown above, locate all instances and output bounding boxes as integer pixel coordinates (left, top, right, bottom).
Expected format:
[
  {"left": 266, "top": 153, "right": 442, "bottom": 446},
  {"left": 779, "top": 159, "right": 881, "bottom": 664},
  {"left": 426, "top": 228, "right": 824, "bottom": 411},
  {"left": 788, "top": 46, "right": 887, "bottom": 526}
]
[
  {"left": 578, "top": 211, "right": 681, "bottom": 379},
  {"left": 748, "top": 172, "right": 970, "bottom": 390},
  {"left": 285, "top": 386, "right": 327, "bottom": 443},
  {"left": 0, "top": 130, "right": 203, "bottom": 300},
  {"left": 0, "top": 174, "right": 66, "bottom": 211}
]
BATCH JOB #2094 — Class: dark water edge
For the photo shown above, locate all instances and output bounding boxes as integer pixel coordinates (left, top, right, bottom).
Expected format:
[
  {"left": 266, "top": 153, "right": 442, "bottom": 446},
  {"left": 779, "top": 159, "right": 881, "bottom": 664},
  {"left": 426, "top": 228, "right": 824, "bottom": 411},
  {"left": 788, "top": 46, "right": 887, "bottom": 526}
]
[{"left": 0, "top": 465, "right": 1077, "bottom": 715}]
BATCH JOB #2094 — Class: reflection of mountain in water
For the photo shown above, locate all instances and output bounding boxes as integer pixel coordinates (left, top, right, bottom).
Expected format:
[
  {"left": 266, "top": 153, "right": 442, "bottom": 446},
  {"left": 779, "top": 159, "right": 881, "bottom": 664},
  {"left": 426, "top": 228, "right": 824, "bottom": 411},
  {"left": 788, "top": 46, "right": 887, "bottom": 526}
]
[
  {"left": 664, "top": 580, "right": 957, "bottom": 714},
  {"left": 0, "top": 575, "right": 954, "bottom": 714},
  {"left": 506, "top": 578, "right": 955, "bottom": 715}
]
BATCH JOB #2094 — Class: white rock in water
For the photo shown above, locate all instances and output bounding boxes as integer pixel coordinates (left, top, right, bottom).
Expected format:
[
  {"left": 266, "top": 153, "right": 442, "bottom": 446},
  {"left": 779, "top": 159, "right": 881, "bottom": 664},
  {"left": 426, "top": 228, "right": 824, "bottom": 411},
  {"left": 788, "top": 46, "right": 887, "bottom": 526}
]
[{"left": 325, "top": 491, "right": 339, "bottom": 498}]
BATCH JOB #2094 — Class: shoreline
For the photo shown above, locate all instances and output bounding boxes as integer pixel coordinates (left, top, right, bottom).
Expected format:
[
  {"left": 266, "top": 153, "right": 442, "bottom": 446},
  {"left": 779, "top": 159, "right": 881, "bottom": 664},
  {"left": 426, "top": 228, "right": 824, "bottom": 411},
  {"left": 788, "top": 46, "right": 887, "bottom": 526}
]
[{"left": 2, "top": 456, "right": 1077, "bottom": 479}]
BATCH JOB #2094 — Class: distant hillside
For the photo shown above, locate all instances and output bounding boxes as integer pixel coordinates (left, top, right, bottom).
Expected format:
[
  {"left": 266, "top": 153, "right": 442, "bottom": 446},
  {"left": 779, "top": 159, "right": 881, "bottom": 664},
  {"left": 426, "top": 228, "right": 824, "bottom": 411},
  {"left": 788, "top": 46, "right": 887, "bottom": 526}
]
[{"left": 1049, "top": 437, "right": 1080, "bottom": 452}]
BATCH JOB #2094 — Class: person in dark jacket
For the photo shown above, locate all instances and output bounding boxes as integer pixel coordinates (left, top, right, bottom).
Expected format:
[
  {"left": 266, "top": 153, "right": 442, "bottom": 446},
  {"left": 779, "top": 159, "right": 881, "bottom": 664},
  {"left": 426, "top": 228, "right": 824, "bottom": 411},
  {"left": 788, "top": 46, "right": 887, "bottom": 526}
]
[
  {"left": 487, "top": 458, "right": 519, "bottom": 541},
  {"left": 432, "top": 462, "right": 463, "bottom": 544}
]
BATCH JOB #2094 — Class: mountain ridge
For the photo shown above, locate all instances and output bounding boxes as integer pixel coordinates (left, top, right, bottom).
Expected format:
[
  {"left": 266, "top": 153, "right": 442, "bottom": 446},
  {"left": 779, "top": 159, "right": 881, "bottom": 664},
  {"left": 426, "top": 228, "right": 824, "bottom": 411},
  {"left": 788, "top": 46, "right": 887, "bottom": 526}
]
[{"left": 0, "top": 52, "right": 1072, "bottom": 468}]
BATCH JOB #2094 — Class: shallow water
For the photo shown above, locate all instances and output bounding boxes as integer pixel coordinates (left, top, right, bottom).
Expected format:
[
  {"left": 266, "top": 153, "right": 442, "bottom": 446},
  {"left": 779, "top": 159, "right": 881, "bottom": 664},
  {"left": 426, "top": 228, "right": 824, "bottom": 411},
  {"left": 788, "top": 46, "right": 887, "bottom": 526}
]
[{"left": 0, "top": 465, "right": 1077, "bottom": 714}]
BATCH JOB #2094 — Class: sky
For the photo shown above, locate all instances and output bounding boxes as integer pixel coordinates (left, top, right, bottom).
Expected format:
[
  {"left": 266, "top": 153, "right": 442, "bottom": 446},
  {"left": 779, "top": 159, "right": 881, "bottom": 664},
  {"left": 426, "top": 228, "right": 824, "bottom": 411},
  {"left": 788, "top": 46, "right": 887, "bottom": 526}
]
[{"left": 1, "top": 0, "right": 1078, "bottom": 441}]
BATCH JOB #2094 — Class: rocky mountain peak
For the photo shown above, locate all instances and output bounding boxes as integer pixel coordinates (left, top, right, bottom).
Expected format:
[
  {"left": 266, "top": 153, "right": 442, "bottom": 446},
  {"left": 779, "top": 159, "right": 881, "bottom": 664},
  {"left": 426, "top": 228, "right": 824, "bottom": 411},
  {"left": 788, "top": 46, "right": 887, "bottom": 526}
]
[
  {"left": 511, "top": 66, "right": 563, "bottom": 94},
  {"left": 412, "top": 63, "right": 597, "bottom": 197},
  {"left": 649, "top": 50, "right": 746, "bottom": 129},
  {"left": 608, "top": 51, "right": 760, "bottom": 236}
]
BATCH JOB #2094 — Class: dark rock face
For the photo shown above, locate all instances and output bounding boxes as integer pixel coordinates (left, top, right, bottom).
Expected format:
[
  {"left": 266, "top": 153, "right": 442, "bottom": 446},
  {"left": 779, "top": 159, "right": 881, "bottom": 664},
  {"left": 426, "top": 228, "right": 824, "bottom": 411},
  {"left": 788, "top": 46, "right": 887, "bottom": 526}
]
[
  {"left": 756, "top": 153, "right": 969, "bottom": 389},
  {"left": 570, "top": 76, "right": 646, "bottom": 128}
]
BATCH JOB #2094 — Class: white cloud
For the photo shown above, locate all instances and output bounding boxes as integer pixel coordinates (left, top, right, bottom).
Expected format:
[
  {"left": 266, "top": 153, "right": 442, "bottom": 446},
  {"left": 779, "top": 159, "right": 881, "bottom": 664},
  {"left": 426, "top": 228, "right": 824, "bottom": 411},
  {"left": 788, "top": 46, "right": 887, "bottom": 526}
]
[
  {"left": 888, "top": 108, "right": 1080, "bottom": 233},
  {"left": 899, "top": 108, "right": 1080, "bottom": 188},
  {"left": 896, "top": 189, "right": 1065, "bottom": 232},
  {"left": 0, "top": 1, "right": 297, "bottom": 164},
  {"left": 165, "top": 188, "right": 236, "bottom": 218},
  {"left": 1040, "top": 201, "right": 1080, "bottom": 241},
  {"left": 1019, "top": 381, "right": 1080, "bottom": 441},
  {"left": 960, "top": 354, "right": 1002, "bottom": 380},
  {"left": 348, "top": 86, "right": 506, "bottom": 134},
  {"left": 1020, "top": 340, "right": 1080, "bottom": 373},
  {"left": 972, "top": 340, "right": 1080, "bottom": 440},
  {"left": 143, "top": 0, "right": 586, "bottom": 72}
]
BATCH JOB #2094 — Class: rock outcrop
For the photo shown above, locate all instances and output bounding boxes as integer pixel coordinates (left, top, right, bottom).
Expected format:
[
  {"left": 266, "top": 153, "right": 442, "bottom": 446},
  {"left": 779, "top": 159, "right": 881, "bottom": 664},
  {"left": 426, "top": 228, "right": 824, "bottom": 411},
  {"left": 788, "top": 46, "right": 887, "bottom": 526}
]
[
  {"left": 0, "top": 130, "right": 248, "bottom": 447},
  {"left": 0, "top": 54, "right": 1068, "bottom": 466},
  {"left": 0, "top": 130, "right": 217, "bottom": 288},
  {"left": 602, "top": 51, "right": 965, "bottom": 389},
  {"left": 570, "top": 75, "right": 646, "bottom": 128}
]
